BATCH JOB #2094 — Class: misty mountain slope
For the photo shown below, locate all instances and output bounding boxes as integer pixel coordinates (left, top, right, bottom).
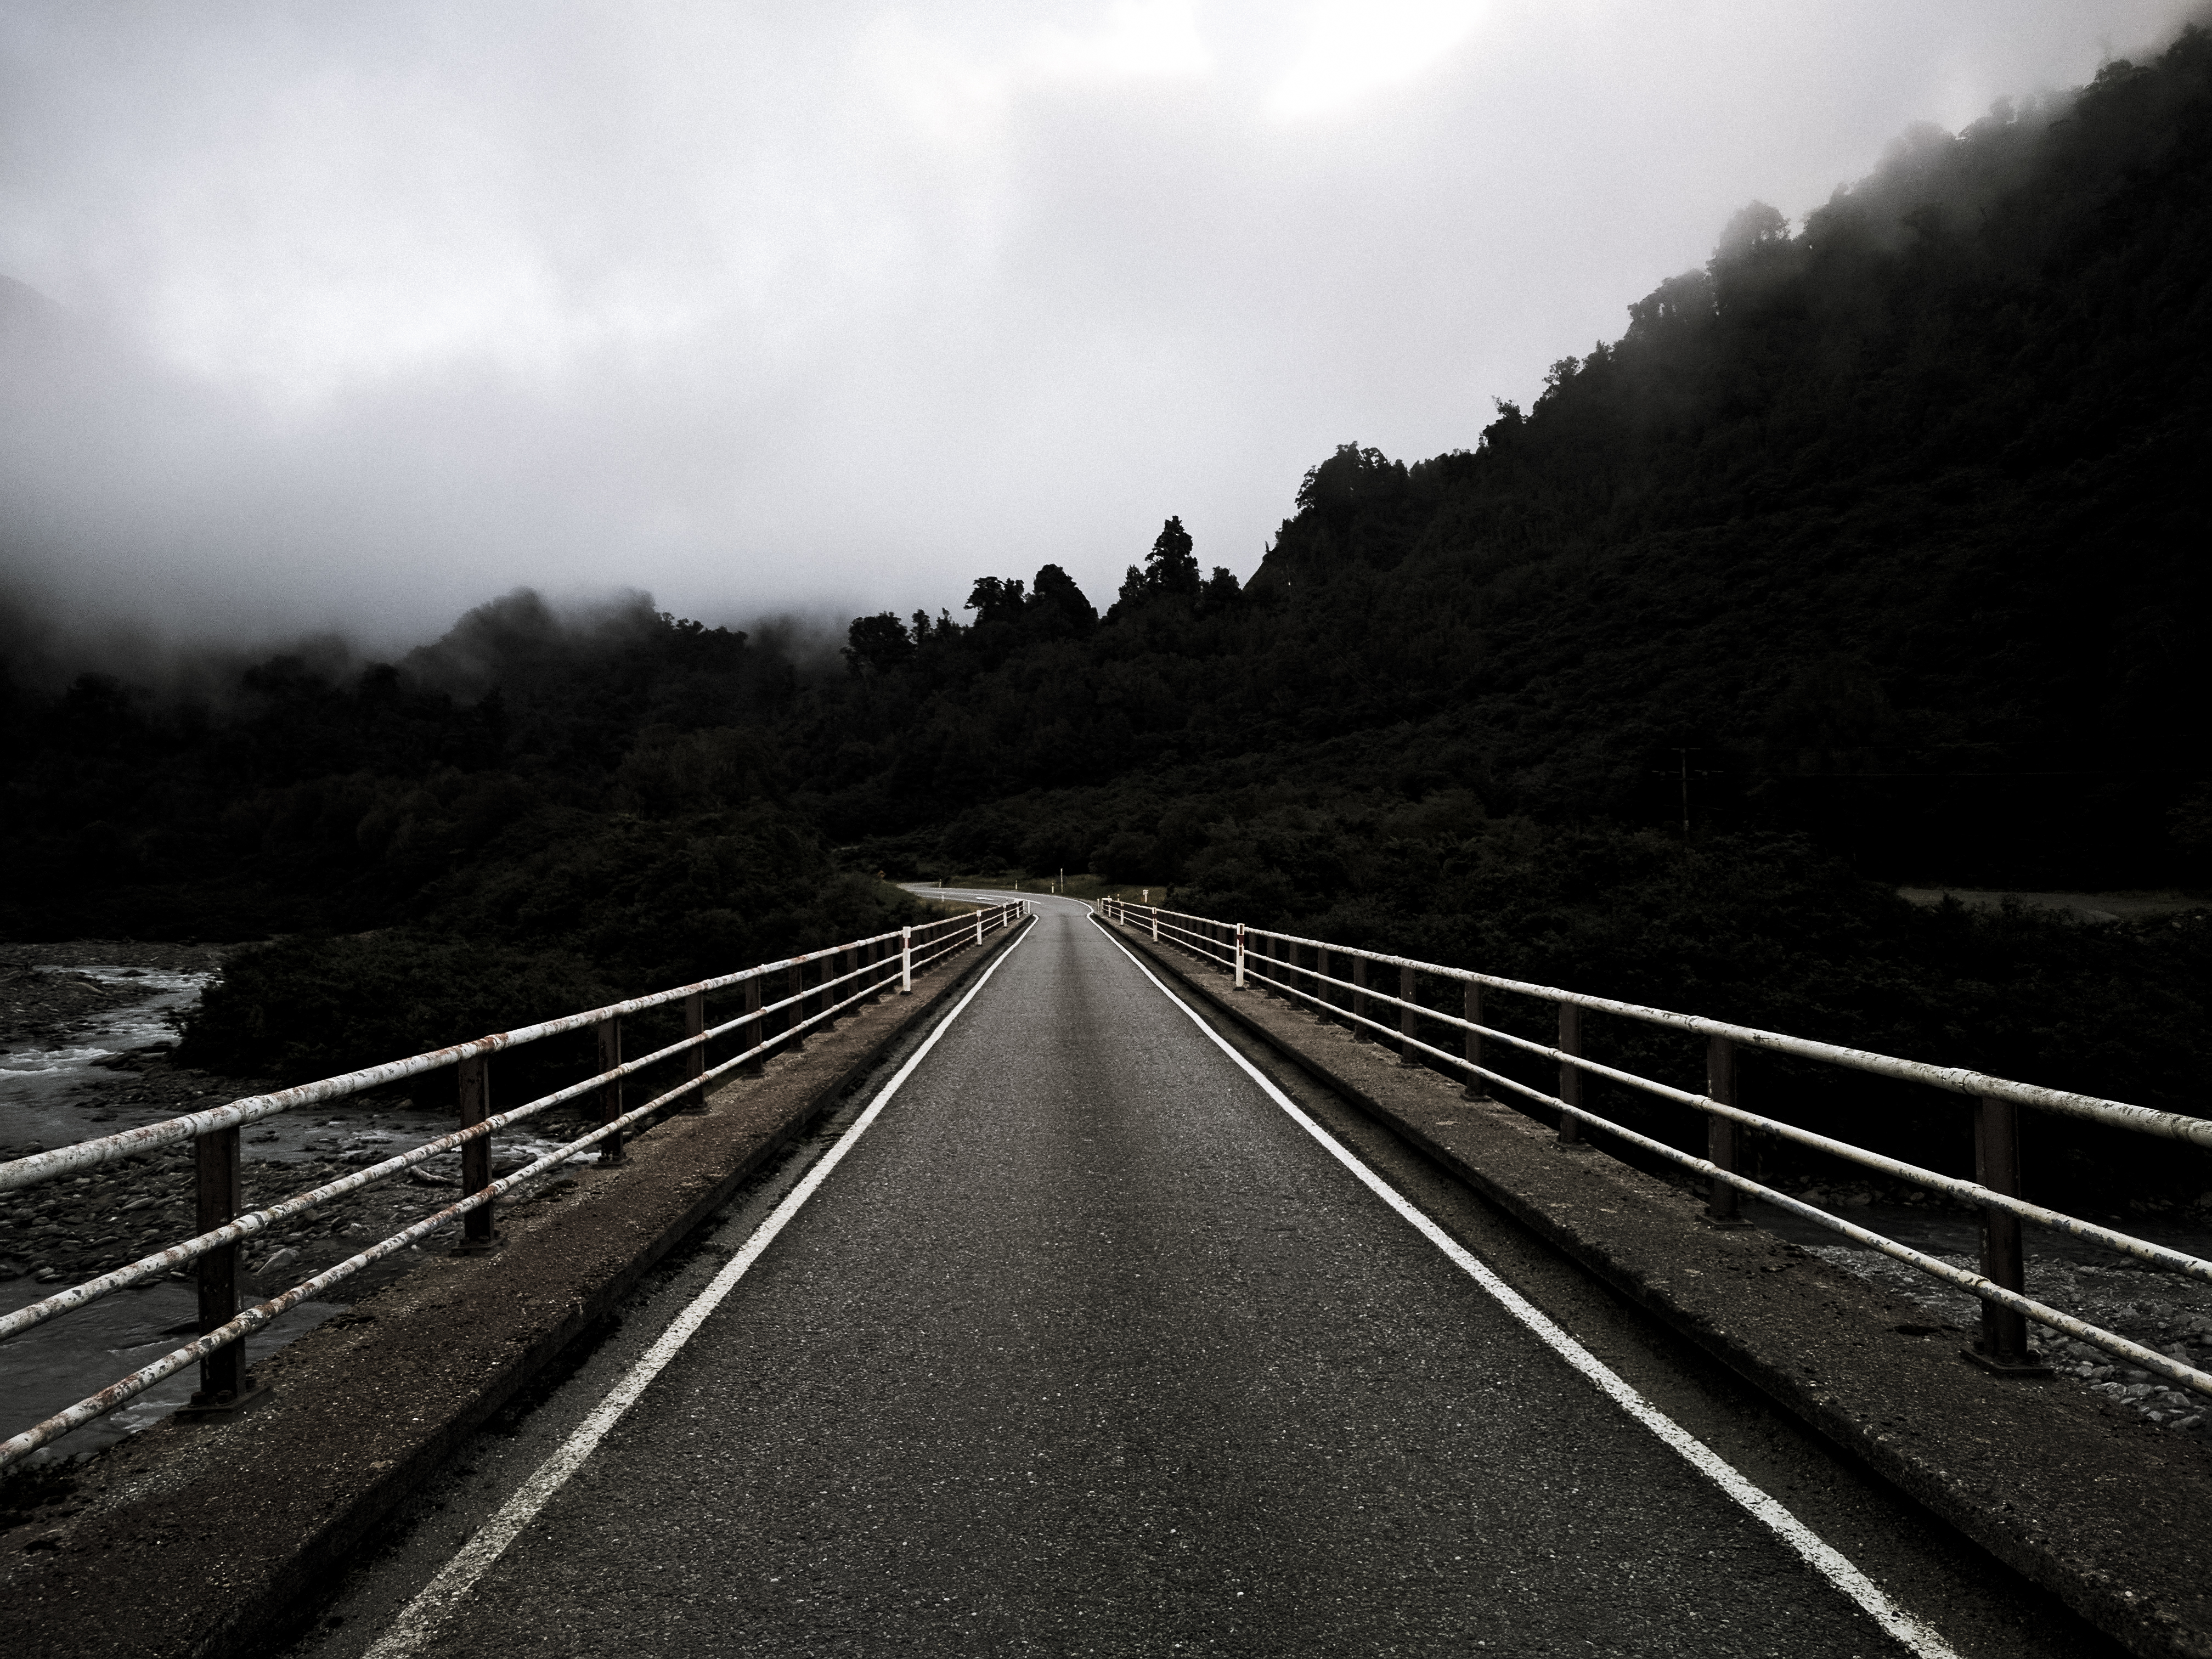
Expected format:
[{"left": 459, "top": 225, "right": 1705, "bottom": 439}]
[{"left": 803, "top": 32, "right": 2212, "bottom": 885}]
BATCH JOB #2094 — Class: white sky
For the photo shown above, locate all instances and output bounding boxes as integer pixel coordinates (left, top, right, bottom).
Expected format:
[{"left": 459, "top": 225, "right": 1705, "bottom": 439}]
[{"left": 0, "top": 1, "right": 2200, "bottom": 651}]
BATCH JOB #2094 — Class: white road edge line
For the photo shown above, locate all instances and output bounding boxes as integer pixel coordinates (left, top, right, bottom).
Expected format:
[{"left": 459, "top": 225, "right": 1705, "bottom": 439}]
[
  {"left": 1092, "top": 920, "right": 1961, "bottom": 1659},
  {"left": 360, "top": 919, "right": 1034, "bottom": 1659}
]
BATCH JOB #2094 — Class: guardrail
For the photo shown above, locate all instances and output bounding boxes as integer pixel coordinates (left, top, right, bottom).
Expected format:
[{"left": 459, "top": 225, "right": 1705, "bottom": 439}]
[
  {"left": 1099, "top": 898, "right": 2212, "bottom": 1404},
  {"left": 0, "top": 901, "right": 1027, "bottom": 1471}
]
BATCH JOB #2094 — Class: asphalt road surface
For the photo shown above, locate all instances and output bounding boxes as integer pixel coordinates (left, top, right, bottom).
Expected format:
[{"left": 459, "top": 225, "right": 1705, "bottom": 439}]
[{"left": 286, "top": 897, "right": 2126, "bottom": 1658}]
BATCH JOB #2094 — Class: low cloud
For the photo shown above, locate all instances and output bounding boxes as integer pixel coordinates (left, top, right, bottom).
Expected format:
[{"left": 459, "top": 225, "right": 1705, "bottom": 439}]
[{"left": 1, "top": 1, "right": 2200, "bottom": 656}]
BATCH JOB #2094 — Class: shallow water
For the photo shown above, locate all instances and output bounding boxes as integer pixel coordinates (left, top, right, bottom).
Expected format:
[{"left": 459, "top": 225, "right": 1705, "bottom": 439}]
[
  {"left": 0, "top": 965, "right": 213, "bottom": 1150},
  {"left": 2, "top": 962, "right": 578, "bottom": 1465},
  {"left": 2, "top": 1279, "right": 347, "bottom": 1464},
  {"left": 1, "top": 960, "right": 576, "bottom": 1169}
]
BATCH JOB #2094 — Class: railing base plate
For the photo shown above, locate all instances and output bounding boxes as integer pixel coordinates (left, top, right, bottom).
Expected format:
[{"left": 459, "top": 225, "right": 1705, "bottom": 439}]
[
  {"left": 176, "top": 1381, "right": 270, "bottom": 1421},
  {"left": 449, "top": 1233, "right": 507, "bottom": 1257}
]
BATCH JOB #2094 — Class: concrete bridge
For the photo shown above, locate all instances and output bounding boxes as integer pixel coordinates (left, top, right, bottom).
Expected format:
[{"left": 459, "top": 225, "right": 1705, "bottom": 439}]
[{"left": 2, "top": 895, "right": 2209, "bottom": 1658}]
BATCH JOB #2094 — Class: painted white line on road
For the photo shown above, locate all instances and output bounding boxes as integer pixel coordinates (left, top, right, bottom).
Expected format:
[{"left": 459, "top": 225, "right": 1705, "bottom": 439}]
[
  {"left": 360, "top": 921, "right": 1035, "bottom": 1659},
  {"left": 1093, "top": 921, "right": 1962, "bottom": 1659}
]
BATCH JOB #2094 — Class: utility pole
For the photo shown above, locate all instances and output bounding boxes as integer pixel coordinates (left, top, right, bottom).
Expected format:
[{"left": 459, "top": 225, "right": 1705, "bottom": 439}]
[{"left": 1652, "top": 748, "right": 1723, "bottom": 839}]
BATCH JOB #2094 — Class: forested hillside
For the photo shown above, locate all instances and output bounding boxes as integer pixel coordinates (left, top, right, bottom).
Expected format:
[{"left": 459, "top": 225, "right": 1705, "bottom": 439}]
[
  {"left": 0, "top": 592, "right": 913, "bottom": 1078},
  {"left": 801, "top": 36, "right": 2211, "bottom": 889},
  {"left": 2, "top": 32, "right": 2207, "bottom": 1158}
]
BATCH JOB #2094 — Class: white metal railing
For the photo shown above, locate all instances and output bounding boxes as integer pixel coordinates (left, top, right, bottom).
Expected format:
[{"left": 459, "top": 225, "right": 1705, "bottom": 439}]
[
  {"left": 0, "top": 901, "right": 1028, "bottom": 1470},
  {"left": 1100, "top": 898, "right": 2212, "bottom": 1403}
]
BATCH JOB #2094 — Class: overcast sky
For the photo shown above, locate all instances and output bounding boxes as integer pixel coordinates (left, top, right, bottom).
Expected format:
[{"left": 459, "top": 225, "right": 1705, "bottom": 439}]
[{"left": 0, "top": 1, "right": 2200, "bottom": 656}]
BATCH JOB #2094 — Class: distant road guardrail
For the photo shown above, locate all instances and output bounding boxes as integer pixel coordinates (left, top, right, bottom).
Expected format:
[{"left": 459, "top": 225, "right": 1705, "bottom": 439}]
[
  {"left": 0, "top": 901, "right": 1028, "bottom": 1471},
  {"left": 1099, "top": 897, "right": 2212, "bottom": 1404}
]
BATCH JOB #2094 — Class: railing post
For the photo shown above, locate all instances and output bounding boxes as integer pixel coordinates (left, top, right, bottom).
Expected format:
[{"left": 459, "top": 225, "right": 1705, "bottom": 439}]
[
  {"left": 1351, "top": 955, "right": 1369, "bottom": 1039},
  {"left": 1398, "top": 963, "right": 1418, "bottom": 1065},
  {"left": 186, "top": 1124, "right": 253, "bottom": 1410},
  {"left": 900, "top": 926, "right": 913, "bottom": 992},
  {"left": 1974, "top": 1096, "right": 2038, "bottom": 1368},
  {"left": 1556, "top": 1003, "right": 1583, "bottom": 1144},
  {"left": 1704, "top": 1036, "right": 1746, "bottom": 1225},
  {"left": 461, "top": 1051, "right": 501, "bottom": 1244},
  {"left": 1461, "top": 981, "right": 1487, "bottom": 1099},
  {"left": 740, "top": 973, "right": 765, "bottom": 1075},
  {"left": 1234, "top": 923, "right": 1246, "bottom": 988},
  {"left": 682, "top": 990, "right": 708, "bottom": 1113},
  {"left": 1151, "top": 906, "right": 1160, "bottom": 942},
  {"left": 595, "top": 1018, "right": 624, "bottom": 1165},
  {"left": 975, "top": 909, "right": 984, "bottom": 948}
]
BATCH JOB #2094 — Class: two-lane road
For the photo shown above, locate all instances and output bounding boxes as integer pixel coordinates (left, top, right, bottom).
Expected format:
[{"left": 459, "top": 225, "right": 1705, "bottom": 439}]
[{"left": 289, "top": 898, "right": 2112, "bottom": 1657}]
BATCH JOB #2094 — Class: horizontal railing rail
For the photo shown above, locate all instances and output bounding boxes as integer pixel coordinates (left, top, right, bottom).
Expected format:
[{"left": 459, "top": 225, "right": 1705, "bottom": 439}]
[
  {"left": 1099, "top": 898, "right": 2212, "bottom": 1405},
  {"left": 0, "top": 901, "right": 1028, "bottom": 1471}
]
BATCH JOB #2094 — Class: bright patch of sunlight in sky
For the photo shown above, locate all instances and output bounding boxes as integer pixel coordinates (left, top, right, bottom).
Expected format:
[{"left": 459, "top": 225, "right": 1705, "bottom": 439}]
[
  {"left": 1267, "top": 0, "right": 1486, "bottom": 119},
  {"left": 882, "top": 0, "right": 1212, "bottom": 148},
  {"left": 1031, "top": 0, "right": 1213, "bottom": 81}
]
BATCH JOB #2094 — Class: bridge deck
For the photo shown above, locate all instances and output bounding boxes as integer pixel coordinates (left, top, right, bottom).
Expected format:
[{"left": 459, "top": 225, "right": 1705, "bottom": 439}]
[{"left": 284, "top": 900, "right": 2125, "bottom": 1658}]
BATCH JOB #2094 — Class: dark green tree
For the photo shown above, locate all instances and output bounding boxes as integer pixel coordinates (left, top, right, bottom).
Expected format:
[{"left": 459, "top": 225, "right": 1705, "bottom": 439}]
[
  {"left": 1027, "top": 563, "right": 1098, "bottom": 635},
  {"left": 964, "top": 576, "right": 1028, "bottom": 626},
  {"left": 1144, "top": 516, "right": 1202, "bottom": 600},
  {"left": 841, "top": 612, "right": 914, "bottom": 677}
]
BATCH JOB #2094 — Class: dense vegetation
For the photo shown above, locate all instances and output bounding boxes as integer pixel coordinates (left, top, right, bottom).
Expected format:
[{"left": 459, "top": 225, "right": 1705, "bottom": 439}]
[
  {"left": 0, "top": 592, "right": 913, "bottom": 1077},
  {"left": 1, "top": 33, "right": 2206, "bottom": 1192}
]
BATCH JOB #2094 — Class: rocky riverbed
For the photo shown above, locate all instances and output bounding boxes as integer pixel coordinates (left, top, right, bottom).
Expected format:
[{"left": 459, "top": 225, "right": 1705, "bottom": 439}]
[
  {"left": 0, "top": 940, "right": 605, "bottom": 1464},
  {"left": 1760, "top": 1181, "right": 2212, "bottom": 1442}
]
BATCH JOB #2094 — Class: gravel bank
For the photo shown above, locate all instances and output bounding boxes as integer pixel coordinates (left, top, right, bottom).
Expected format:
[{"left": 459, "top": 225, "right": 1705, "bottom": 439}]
[{"left": 1801, "top": 1222, "right": 2212, "bottom": 1441}]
